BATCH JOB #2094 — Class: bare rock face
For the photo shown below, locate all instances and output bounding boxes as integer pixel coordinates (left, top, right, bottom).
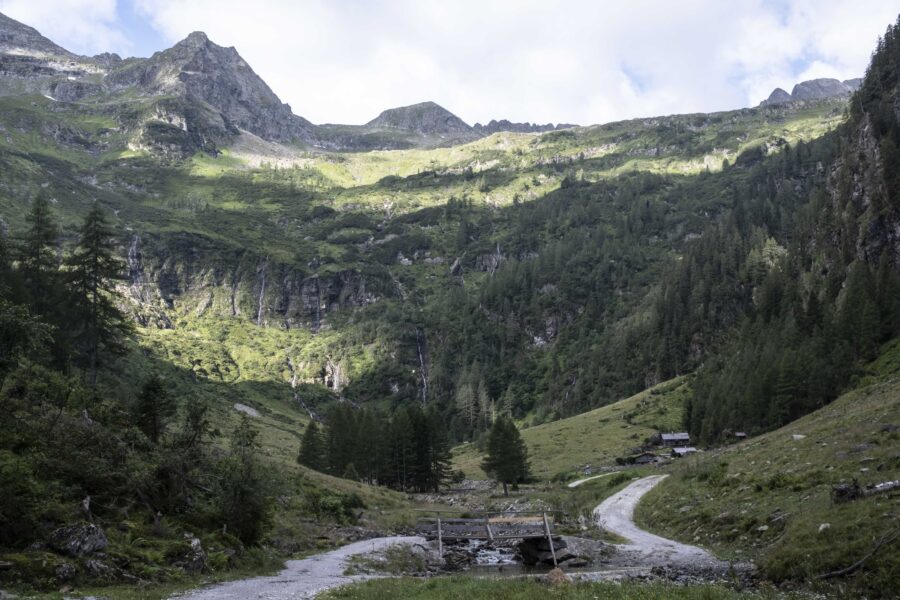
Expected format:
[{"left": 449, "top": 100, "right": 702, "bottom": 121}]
[
  {"left": 47, "top": 523, "right": 108, "bottom": 557},
  {"left": 762, "top": 88, "right": 792, "bottom": 106},
  {"left": 761, "top": 77, "right": 860, "bottom": 106},
  {"left": 791, "top": 78, "right": 853, "bottom": 101}
]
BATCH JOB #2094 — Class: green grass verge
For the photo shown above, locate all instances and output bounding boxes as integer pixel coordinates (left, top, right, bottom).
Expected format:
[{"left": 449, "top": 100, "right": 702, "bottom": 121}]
[{"left": 320, "top": 576, "right": 797, "bottom": 599}]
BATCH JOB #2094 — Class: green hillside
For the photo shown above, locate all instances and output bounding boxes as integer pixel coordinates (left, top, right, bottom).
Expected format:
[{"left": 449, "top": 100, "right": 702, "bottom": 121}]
[
  {"left": 636, "top": 340, "right": 900, "bottom": 596},
  {"left": 452, "top": 377, "right": 688, "bottom": 479}
]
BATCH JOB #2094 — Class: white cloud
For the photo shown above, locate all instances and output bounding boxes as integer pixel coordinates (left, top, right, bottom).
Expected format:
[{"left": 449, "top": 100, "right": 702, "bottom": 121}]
[
  {"left": 3, "top": 1, "right": 898, "bottom": 125},
  {"left": 0, "top": 0, "right": 128, "bottom": 56}
]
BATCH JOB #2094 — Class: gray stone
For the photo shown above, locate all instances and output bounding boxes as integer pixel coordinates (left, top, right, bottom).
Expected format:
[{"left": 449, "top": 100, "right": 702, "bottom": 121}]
[{"left": 48, "top": 523, "right": 108, "bottom": 557}]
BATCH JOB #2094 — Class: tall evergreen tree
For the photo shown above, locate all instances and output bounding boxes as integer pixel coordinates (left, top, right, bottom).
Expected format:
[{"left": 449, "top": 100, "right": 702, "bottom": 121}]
[
  {"left": 65, "top": 204, "right": 132, "bottom": 384},
  {"left": 17, "top": 192, "right": 58, "bottom": 316},
  {"left": 218, "top": 416, "right": 270, "bottom": 544},
  {"left": 481, "top": 416, "right": 530, "bottom": 496},
  {"left": 297, "top": 421, "right": 325, "bottom": 471},
  {"left": 134, "top": 374, "right": 177, "bottom": 443}
]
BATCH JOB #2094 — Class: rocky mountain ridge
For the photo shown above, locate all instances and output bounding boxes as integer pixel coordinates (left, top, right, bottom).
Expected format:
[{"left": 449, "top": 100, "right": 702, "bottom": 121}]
[
  {"left": 1, "top": 12, "right": 577, "bottom": 154},
  {"left": 473, "top": 119, "right": 577, "bottom": 134},
  {"left": 760, "top": 77, "right": 862, "bottom": 106}
]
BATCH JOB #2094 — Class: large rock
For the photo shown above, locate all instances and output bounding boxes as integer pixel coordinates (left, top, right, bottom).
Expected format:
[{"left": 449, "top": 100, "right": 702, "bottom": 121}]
[
  {"left": 47, "top": 523, "right": 108, "bottom": 557},
  {"left": 517, "top": 537, "right": 575, "bottom": 566}
]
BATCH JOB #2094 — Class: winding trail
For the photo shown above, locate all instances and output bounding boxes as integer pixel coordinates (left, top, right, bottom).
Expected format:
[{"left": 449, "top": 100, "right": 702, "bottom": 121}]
[
  {"left": 593, "top": 474, "right": 722, "bottom": 568},
  {"left": 173, "top": 536, "right": 425, "bottom": 600},
  {"left": 567, "top": 471, "right": 617, "bottom": 488}
]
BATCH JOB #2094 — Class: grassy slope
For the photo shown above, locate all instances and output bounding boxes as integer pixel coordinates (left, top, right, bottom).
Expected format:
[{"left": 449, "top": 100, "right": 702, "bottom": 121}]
[
  {"left": 452, "top": 377, "right": 689, "bottom": 480},
  {"left": 636, "top": 339, "right": 900, "bottom": 594}
]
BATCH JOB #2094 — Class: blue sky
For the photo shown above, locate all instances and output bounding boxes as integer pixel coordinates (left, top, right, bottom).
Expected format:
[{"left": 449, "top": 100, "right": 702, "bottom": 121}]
[{"left": 1, "top": 0, "right": 897, "bottom": 125}]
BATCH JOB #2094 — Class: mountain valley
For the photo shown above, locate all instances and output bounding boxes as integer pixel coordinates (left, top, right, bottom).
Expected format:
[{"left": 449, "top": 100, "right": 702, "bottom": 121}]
[{"left": 1, "top": 8, "right": 899, "bottom": 599}]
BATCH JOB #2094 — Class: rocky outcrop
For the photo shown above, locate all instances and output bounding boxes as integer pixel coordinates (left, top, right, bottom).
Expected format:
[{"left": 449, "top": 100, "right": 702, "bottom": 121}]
[
  {"left": 123, "top": 233, "right": 387, "bottom": 330},
  {"left": 825, "top": 112, "right": 900, "bottom": 268},
  {"left": 761, "top": 77, "right": 861, "bottom": 106},
  {"left": 47, "top": 523, "right": 108, "bottom": 557},
  {"left": 762, "top": 88, "right": 792, "bottom": 105}
]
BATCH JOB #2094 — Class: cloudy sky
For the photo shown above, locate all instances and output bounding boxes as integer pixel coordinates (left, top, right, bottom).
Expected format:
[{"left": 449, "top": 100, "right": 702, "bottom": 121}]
[{"left": 1, "top": 0, "right": 897, "bottom": 125}]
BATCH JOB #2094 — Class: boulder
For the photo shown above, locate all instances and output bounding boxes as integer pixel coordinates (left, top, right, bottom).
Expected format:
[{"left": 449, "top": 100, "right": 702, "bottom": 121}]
[
  {"left": 170, "top": 537, "right": 208, "bottom": 574},
  {"left": 47, "top": 523, "right": 108, "bottom": 557},
  {"left": 517, "top": 537, "right": 576, "bottom": 566}
]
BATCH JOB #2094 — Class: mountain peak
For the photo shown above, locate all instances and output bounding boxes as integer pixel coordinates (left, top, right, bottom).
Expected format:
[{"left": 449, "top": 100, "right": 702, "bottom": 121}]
[
  {"left": 761, "top": 77, "right": 861, "bottom": 106},
  {"left": 366, "top": 101, "right": 472, "bottom": 136}
]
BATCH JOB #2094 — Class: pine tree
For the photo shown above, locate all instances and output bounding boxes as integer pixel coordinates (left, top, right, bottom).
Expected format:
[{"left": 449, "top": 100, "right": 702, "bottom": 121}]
[
  {"left": 297, "top": 421, "right": 325, "bottom": 471},
  {"left": 66, "top": 204, "right": 132, "bottom": 384},
  {"left": 17, "top": 192, "right": 58, "bottom": 316},
  {"left": 134, "top": 374, "right": 177, "bottom": 443},
  {"left": 218, "top": 416, "right": 271, "bottom": 544},
  {"left": 480, "top": 416, "right": 530, "bottom": 496},
  {"left": 454, "top": 368, "right": 477, "bottom": 428}
]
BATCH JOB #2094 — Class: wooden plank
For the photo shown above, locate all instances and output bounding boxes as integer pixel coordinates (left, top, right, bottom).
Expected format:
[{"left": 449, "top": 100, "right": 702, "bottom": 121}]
[{"left": 542, "top": 512, "right": 558, "bottom": 568}]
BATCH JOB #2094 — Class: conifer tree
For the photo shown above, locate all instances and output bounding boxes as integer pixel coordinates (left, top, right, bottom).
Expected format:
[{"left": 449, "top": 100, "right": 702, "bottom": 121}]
[
  {"left": 134, "top": 374, "right": 177, "bottom": 443},
  {"left": 66, "top": 204, "right": 132, "bottom": 384},
  {"left": 297, "top": 421, "right": 325, "bottom": 471},
  {"left": 218, "top": 416, "right": 270, "bottom": 544},
  {"left": 481, "top": 416, "right": 530, "bottom": 496},
  {"left": 18, "top": 192, "right": 58, "bottom": 315}
]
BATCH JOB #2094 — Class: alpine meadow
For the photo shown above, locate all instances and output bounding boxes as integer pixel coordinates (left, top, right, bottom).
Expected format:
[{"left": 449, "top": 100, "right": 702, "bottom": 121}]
[{"left": 0, "top": 4, "right": 899, "bottom": 599}]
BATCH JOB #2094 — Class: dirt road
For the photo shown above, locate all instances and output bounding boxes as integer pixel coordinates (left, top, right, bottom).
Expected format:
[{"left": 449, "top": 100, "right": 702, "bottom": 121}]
[
  {"left": 174, "top": 536, "right": 425, "bottom": 599},
  {"left": 593, "top": 474, "right": 723, "bottom": 568},
  {"left": 567, "top": 471, "right": 617, "bottom": 488}
]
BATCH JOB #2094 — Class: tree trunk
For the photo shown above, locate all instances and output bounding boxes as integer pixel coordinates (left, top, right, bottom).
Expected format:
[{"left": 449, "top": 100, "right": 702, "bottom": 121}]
[{"left": 502, "top": 481, "right": 508, "bottom": 496}]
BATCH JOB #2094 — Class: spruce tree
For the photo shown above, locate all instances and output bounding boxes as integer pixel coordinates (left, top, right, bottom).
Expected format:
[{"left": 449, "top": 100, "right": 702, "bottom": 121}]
[
  {"left": 218, "top": 416, "right": 270, "bottom": 544},
  {"left": 134, "top": 374, "right": 177, "bottom": 443},
  {"left": 297, "top": 421, "right": 325, "bottom": 471},
  {"left": 481, "top": 416, "right": 530, "bottom": 496},
  {"left": 66, "top": 204, "right": 132, "bottom": 384},
  {"left": 18, "top": 192, "right": 58, "bottom": 315}
]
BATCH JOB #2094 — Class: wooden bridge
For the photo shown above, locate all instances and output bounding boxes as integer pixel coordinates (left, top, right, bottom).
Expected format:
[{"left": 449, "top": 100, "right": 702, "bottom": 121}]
[{"left": 415, "top": 510, "right": 562, "bottom": 566}]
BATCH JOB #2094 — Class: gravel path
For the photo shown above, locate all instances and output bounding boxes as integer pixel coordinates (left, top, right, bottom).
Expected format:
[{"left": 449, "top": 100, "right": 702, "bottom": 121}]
[
  {"left": 593, "top": 474, "right": 723, "bottom": 568},
  {"left": 173, "top": 536, "right": 425, "bottom": 600},
  {"left": 567, "top": 471, "right": 617, "bottom": 488}
]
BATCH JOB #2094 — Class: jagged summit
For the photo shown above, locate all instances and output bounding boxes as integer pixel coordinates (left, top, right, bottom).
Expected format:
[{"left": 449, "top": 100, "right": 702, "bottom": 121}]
[
  {"left": 761, "top": 77, "right": 861, "bottom": 106},
  {"left": 366, "top": 101, "right": 473, "bottom": 136},
  {"left": 106, "top": 29, "right": 314, "bottom": 146}
]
